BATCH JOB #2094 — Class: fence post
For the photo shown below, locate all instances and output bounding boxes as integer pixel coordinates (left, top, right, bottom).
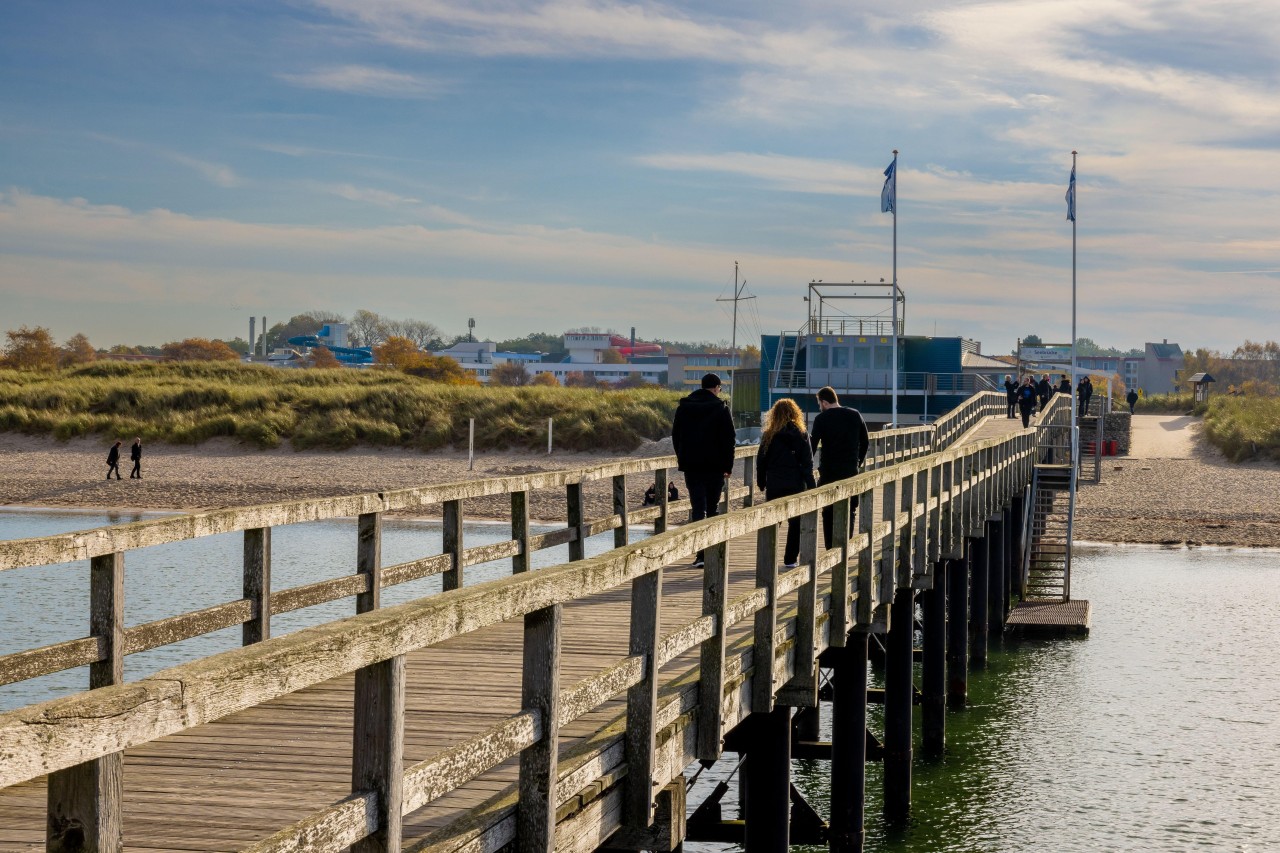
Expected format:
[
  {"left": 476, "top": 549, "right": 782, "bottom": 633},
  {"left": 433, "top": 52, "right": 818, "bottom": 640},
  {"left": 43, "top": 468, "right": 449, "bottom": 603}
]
[
  {"left": 779, "top": 510, "right": 819, "bottom": 706},
  {"left": 46, "top": 552, "right": 124, "bottom": 853},
  {"left": 512, "top": 491, "right": 532, "bottom": 574},
  {"left": 443, "top": 500, "right": 463, "bottom": 590},
  {"left": 566, "top": 483, "right": 585, "bottom": 562},
  {"left": 623, "top": 568, "right": 662, "bottom": 828},
  {"left": 351, "top": 654, "right": 406, "bottom": 853},
  {"left": 829, "top": 498, "right": 851, "bottom": 647},
  {"left": 696, "top": 540, "right": 729, "bottom": 760},
  {"left": 752, "top": 524, "right": 779, "bottom": 712},
  {"left": 613, "top": 473, "right": 629, "bottom": 549},
  {"left": 743, "top": 451, "right": 756, "bottom": 507},
  {"left": 243, "top": 527, "right": 271, "bottom": 645},
  {"left": 857, "top": 487, "right": 875, "bottom": 626},
  {"left": 547, "top": 417, "right": 553, "bottom": 455},
  {"left": 358, "top": 512, "right": 383, "bottom": 612},
  {"left": 518, "top": 604, "right": 562, "bottom": 853},
  {"left": 655, "top": 468, "right": 670, "bottom": 535}
]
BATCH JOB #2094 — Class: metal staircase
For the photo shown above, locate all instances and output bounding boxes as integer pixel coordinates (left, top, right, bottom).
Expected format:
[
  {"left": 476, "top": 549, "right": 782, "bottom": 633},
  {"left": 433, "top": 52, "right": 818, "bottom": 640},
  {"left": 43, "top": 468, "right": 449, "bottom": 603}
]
[
  {"left": 772, "top": 333, "right": 800, "bottom": 391},
  {"left": 1022, "top": 465, "right": 1073, "bottom": 601}
]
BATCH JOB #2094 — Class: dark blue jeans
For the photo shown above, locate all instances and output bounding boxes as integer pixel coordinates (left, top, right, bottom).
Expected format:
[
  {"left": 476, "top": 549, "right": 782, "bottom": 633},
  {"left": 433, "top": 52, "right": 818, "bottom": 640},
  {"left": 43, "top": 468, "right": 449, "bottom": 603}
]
[{"left": 684, "top": 469, "right": 726, "bottom": 562}]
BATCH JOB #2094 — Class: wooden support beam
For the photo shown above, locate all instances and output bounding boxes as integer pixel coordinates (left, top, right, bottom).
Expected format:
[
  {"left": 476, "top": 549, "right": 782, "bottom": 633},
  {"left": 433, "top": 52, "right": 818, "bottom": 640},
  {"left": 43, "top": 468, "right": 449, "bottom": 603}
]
[
  {"left": 883, "top": 589, "right": 914, "bottom": 822},
  {"left": 46, "top": 552, "right": 124, "bottom": 853},
  {"left": 969, "top": 533, "right": 989, "bottom": 667},
  {"left": 566, "top": 483, "right": 585, "bottom": 563},
  {"left": 856, "top": 489, "right": 875, "bottom": 627},
  {"left": 357, "top": 512, "right": 382, "bottom": 614},
  {"left": 752, "top": 524, "right": 779, "bottom": 714},
  {"left": 697, "top": 542, "right": 729, "bottom": 760},
  {"left": 442, "top": 500, "right": 463, "bottom": 591},
  {"left": 744, "top": 707, "right": 792, "bottom": 853},
  {"left": 654, "top": 468, "right": 670, "bottom": 535},
  {"left": 778, "top": 512, "right": 818, "bottom": 707},
  {"left": 921, "top": 561, "right": 947, "bottom": 759},
  {"left": 829, "top": 498, "right": 851, "bottom": 647},
  {"left": 351, "top": 654, "right": 406, "bottom": 853},
  {"left": 622, "top": 568, "right": 661, "bottom": 829},
  {"left": 613, "top": 474, "right": 629, "bottom": 550},
  {"left": 517, "top": 604, "right": 562, "bottom": 853},
  {"left": 946, "top": 555, "right": 968, "bottom": 710},
  {"left": 829, "top": 632, "right": 868, "bottom": 853},
  {"left": 512, "top": 491, "right": 531, "bottom": 574},
  {"left": 242, "top": 527, "right": 271, "bottom": 645}
]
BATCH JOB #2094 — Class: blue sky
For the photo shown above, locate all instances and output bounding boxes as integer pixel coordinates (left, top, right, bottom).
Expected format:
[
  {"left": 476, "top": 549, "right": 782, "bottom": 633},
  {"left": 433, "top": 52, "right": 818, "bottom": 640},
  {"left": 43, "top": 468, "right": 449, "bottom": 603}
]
[{"left": 2, "top": 0, "right": 1278, "bottom": 354}]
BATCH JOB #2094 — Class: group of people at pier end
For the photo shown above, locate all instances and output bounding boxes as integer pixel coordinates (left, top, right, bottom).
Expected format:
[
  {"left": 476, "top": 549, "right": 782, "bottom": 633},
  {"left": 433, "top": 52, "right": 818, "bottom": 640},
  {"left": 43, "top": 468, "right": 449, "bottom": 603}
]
[
  {"left": 671, "top": 373, "right": 868, "bottom": 570},
  {"left": 1002, "top": 373, "right": 1096, "bottom": 428}
]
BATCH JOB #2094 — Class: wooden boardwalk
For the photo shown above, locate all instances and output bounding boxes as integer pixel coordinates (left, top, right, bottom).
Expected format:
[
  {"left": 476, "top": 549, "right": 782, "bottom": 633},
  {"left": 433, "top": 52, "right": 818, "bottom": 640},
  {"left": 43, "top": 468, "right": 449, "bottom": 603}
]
[{"left": 0, "top": 534, "right": 791, "bottom": 853}]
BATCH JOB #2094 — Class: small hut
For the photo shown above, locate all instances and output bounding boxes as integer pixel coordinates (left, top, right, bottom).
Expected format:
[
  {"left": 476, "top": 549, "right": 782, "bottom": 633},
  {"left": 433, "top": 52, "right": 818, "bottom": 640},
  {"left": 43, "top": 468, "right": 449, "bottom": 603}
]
[{"left": 1186, "top": 372, "right": 1215, "bottom": 404}]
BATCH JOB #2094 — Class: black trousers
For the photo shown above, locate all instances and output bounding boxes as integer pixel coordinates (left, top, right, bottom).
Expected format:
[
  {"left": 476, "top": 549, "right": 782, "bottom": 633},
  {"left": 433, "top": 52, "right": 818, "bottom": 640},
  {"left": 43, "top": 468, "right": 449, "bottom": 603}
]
[
  {"left": 1006, "top": 396, "right": 1016, "bottom": 418},
  {"left": 1019, "top": 404, "right": 1034, "bottom": 428},
  {"left": 765, "top": 487, "right": 803, "bottom": 565},
  {"left": 106, "top": 462, "right": 121, "bottom": 479},
  {"left": 684, "top": 469, "right": 726, "bottom": 561},
  {"left": 818, "top": 474, "right": 859, "bottom": 550},
  {"left": 130, "top": 460, "right": 141, "bottom": 478}
]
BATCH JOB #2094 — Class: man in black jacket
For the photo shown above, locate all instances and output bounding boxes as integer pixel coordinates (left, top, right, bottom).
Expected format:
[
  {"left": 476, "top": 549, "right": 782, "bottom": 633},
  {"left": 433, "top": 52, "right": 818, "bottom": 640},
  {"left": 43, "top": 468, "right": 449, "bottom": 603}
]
[
  {"left": 671, "top": 373, "right": 737, "bottom": 566},
  {"left": 809, "top": 386, "right": 870, "bottom": 549},
  {"left": 1037, "top": 374, "right": 1052, "bottom": 411}
]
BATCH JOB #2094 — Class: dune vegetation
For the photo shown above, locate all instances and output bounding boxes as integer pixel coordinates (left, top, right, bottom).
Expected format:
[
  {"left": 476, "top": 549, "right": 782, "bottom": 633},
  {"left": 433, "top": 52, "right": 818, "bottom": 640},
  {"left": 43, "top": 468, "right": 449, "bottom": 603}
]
[
  {"left": 1200, "top": 396, "right": 1280, "bottom": 462},
  {"left": 0, "top": 362, "right": 682, "bottom": 452}
]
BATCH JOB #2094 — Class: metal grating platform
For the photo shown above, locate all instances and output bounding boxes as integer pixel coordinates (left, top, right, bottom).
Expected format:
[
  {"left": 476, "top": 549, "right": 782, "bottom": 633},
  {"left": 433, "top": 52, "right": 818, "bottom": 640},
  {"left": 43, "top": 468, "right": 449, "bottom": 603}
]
[{"left": 1006, "top": 599, "right": 1091, "bottom": 636}]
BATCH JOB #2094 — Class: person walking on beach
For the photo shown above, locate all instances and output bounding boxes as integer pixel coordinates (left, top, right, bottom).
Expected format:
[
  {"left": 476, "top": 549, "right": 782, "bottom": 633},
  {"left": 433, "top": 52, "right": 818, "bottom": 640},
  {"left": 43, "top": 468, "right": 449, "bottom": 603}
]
[
  {"left": 757, "top": 399, "right": 816, "bottom": 568},
  {"left": 129, "top": 437, "right": 143, "bottom": 479},
  {"left": 1017, "top": 376, "right": 1038, "bottom": 427},
  {"left": 809, "top": 386, "right": 870, "bottom": 550},
  {"left": 105, "top": 440, "right": 123, "bottom": 480},
  {"left": 1077, "top": 376, "right": 1094, "bottom": 417},
  {"left": 671, "top": 372, "right": 736, "bottom": 567},
  {"left": 1004, "top": 374, "right": 1018, "bottom": 419},
  {"left": 1036, "top": 374, "right": 1052, "bottom": 411},
  {"left": 1126, "top": 388, "right": 1139, "bottom": 414}
]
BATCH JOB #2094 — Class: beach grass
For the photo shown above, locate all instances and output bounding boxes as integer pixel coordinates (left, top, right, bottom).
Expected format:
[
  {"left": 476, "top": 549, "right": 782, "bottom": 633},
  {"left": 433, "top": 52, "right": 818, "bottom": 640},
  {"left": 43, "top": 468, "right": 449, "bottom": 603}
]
[
  {"left": 0, "top": 362, "right": 683, "bottom": 452},
  {"left": 1201, "top": 395, "right": 1280, "bottom": 462}
]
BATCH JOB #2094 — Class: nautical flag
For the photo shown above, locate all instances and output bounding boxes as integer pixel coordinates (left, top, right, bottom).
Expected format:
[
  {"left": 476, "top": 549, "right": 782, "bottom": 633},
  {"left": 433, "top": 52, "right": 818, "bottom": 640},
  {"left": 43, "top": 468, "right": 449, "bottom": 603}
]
[
  {"left": 1065, "top": 165, "right": 1076, "bottom": 222},
  {"left": 881, "top": 159, "right": 896, "bottom": 214}
]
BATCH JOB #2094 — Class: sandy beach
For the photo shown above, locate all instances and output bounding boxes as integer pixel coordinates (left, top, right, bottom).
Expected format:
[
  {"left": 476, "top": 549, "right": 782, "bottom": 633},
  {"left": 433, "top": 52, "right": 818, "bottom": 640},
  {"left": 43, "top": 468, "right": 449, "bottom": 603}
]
[{"left": 2, "top": 416, "right": 1276, "bottom": 547}]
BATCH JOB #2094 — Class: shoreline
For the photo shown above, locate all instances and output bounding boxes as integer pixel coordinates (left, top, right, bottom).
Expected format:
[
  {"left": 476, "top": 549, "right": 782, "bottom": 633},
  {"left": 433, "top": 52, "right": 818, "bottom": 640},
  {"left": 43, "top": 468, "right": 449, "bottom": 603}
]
[{"left": 4, "top": 423, "right": 1278, "bottom": 548}]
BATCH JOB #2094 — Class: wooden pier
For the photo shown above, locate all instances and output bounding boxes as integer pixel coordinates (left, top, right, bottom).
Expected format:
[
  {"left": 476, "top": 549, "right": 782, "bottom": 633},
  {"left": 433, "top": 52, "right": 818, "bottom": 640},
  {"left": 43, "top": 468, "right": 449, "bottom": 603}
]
[{"left": 0, "top": 391, "right": 1077, "bottom": 853}]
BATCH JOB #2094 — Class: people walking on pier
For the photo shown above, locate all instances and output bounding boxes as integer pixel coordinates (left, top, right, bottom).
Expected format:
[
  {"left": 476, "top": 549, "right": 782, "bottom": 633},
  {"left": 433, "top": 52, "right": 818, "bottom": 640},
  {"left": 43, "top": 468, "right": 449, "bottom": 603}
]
[
  {"left": 1017, "top": 376, "right": 1038, "bottom": 427},
  {"left": 1077, "top": 376, "right": 1094, "bottom": 417},
  {"left": 1058, "top": 374, "right": 1072, "bottom": 397},
  {"left": 671, "top": 373, "right": 736, "bottom": 567},
  {"left": 809, "top": 386, "right": 869, "bottom": 549},
  {"left": 758, "top": 398, "right": 816, "bottom": 568},
  {"left": 129, "top": 437, "right": 143, "bottom": 479},
  {"left": 1126, "top": 387, "right": 1139, "bottom": 414},
  {"left": 1037, "top": 374, "right": 1052, "bottom": 410},
  {"left": 1004, "top": 374, "right": 1018, "bottom": 418},
  {"left": 105, "top": 440, "right": 123, "bottom": 480}
]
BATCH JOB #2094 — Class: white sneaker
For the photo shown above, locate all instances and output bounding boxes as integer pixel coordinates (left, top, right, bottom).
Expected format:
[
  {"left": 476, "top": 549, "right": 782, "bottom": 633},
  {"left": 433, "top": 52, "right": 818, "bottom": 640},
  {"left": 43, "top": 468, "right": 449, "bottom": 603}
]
[
  {"left": 693, "top": 559, "right": 705, "bottom": 568},
  {"left": 783, "top": 562, "right": 799, "bottom": 569}
]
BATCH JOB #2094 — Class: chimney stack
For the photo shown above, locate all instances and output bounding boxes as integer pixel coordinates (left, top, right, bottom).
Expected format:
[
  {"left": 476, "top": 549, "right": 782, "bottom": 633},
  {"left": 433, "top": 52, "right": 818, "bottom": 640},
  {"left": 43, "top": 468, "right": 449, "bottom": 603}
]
[
  {"left": 262, "top": 317, "right": 267, "bottom": 357},
  {"left": 249, "top": 317, "right": 256, "bottom": 360}
]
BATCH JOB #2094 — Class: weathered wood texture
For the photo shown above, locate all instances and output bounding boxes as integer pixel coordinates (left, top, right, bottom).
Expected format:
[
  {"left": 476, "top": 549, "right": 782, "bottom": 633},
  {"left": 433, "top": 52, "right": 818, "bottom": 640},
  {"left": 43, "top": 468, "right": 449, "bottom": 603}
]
[{"left": 0, "top": 397, "right": 1032, "bottom": 853}]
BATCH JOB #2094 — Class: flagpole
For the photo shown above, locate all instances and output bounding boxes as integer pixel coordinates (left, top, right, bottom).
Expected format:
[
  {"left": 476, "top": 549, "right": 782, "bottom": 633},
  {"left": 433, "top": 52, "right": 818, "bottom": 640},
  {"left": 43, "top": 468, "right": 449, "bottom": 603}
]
[
  {"left": 891, "top": 149, "right": 899, "bottom": 428},
  {"left": 1071, "top": 151, "right": 1077, "bottom": 465}
]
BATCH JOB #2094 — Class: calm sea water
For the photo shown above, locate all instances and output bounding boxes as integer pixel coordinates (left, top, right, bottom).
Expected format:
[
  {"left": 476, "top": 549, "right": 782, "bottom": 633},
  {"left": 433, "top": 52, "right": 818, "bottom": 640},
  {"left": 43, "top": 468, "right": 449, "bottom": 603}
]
[
  {"left": 0, "top": 508, "right": 647, "bottom": 712},
  {"left": 689, "top": 544, "right": 1280, "bottom": 853}
]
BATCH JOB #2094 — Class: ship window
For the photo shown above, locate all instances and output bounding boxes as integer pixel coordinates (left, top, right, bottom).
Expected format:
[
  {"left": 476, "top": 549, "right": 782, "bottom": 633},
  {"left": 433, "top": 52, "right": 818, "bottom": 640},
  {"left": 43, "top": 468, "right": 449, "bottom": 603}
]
[
  {"left": 832, "top": 347, "right": 849, "bottom": 368},
  {"left": 852, "top": 346, "right": 870, "bottom": 369},
  {"left": 810, "top": 345, "right": 829, "bottom": 369},
  {"left": 873, "top": 345, "right": 892, "bottom": 370}
]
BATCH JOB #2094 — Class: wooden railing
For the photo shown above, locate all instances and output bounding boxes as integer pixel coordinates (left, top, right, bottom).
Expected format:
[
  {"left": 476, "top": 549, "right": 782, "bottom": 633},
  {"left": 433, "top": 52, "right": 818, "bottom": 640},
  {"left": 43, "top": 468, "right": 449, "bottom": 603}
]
[{"left": 0, "top": 409, "right": 1035, "bottom": 853}]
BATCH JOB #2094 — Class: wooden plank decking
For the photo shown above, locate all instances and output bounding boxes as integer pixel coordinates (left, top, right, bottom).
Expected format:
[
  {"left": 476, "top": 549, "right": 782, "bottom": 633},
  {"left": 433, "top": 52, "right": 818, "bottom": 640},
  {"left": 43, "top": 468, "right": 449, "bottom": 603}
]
[{"left": 0, "top": 532, "right": 788, "bottom": 853}]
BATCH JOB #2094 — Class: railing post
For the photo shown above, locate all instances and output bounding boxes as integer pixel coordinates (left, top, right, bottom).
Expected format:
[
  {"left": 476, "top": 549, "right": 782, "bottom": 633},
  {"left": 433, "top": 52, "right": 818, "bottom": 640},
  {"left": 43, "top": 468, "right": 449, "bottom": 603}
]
[
  {"left": 443, "top": 500, "right": 463, "bottom": 590},
  {"left": 856, "top": 487, "right": 875, "bottom": 627},
  {"left": 830, "top": 498, "right": 851, "bottom": 647},
  {"left": 512, "top": 491, "right": 531, "bottom": 574},
  {"left": 752, "top": 524, "right": 779, "bottom": 713},
  {"left": 47, "top": 552, "right": 124, "bottom": 853},
  {"left": 623, "top": 568, "right": 662, "bottom": 828},
  {"left": 655, "top": 468, "right": 670, "bottom": 535},
  {"left": 351, "top": 654, "right": 406, "bottom": 853},
  {"left": 358, "top": 511, "right": 382, "bottom": 612},
  {"left": 518, "top": 604, "right": 562, "bottom": 853},
  {"left": 243, "top": 527, "right": 271, "bottom": 645},
  {"left": 876, "top": 480, "right": 898, "bottom": 627},
  {"left": 779, "top": 511, "right": 819, "bottom": 706},
  {"left": 743, "top": 451, "right": 756, "bottom": 507},
  {"left": 566, "top": 483, "right": 585, "bottom": 562},
  {"left": 697, "top": 540, "right": 729, "bottom": 759},
  {"left": 613, "top": 473, "right": 629, "bottom": 549},
  {"left": 896, "top": 474, "right": 914, "bottom": 588}
]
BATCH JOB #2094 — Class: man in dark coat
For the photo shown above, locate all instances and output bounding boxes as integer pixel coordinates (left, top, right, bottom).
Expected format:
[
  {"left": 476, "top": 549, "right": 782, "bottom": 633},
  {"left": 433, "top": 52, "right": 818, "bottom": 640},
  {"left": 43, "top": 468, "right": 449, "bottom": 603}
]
[
  {"left": 1004, "top": 374, "right": 1018, "bottom": 418},
  {"left": 809, "top": 386, "right": 870, "bottom": 549},
  {"left": 1126, "top": 388, "right": 1139, "bottom": 414},
  {"left": 1077, "top": 376, "right": 1093, "bottom": 417},
  {"left": 671, "top": 373, "right": 736, "bottom": 566},
  {"left": 1036, "top": 374, "right": 1052, "bottom": 411},
  {"left": 129, "top": 437, "right": 143, "bottom": 479},
  {"left": 105, "top": 440, "right": 123, "bottom": 480},
  {"left": 1017, "top": 376, "right": 1038, "bottom": 427}
]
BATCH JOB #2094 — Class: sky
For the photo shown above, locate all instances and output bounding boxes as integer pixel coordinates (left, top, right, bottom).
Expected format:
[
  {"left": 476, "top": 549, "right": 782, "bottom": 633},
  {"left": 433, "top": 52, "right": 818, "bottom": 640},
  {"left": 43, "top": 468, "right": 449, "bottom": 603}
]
[{"left": 1, "top": 0, "right": 1278, "bottom": 355}]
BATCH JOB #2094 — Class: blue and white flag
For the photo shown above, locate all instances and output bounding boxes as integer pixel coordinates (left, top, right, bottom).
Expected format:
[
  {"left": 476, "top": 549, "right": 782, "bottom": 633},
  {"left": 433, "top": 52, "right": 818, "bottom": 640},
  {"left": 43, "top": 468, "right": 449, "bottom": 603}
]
[
  {"left": 1065, "top": 165, "right": 1076, "bottom": 222},
  {"left": 881, "top": 159, "right": 896, "bottom": 214}
]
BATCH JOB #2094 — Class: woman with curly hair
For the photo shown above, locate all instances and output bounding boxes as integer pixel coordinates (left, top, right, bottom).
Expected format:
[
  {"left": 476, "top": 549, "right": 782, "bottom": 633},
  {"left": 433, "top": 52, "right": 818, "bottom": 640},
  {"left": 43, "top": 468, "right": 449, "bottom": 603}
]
[{"left": 757, "top": 398, "right": 816, "bottom": 568}]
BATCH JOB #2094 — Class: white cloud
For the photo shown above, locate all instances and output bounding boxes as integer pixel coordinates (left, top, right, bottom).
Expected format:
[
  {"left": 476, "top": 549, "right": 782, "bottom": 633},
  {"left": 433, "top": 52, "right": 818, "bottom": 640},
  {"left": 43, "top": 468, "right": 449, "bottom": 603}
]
[
  {"left": 278, "top": 64, "right": 446, "bottom": 97},
  {"left": 88, "top": 133, "right": 243, "bottom": 188}
]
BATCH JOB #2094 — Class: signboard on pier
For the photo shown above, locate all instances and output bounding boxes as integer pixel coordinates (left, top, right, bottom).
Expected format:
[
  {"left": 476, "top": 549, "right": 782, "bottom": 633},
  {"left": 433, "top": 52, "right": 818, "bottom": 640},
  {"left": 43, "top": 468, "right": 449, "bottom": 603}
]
[{"left": 1021, "top": 346, "right": 1072, "bottom": 365}]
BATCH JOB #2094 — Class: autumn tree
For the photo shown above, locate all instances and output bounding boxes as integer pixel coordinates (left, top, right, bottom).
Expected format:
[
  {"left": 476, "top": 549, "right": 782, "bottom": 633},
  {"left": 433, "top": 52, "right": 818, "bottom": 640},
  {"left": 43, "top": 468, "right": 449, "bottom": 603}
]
[
  {"left": 350, "top": 309, "right": 388, "bottom": 347},
  {"left": 307, "top": 346, "right": 342, "bottom": 369},
  {"left": 384, "top": 318, "right": 443, "bottom": 350},
  {"left": 490, "top": 360, "right": 531, "bottom": 386},
  {"left": 563, "top": 371, "right": 597, "bottom": 388},
  {"left": 403, "top": 355, "right": 478, "bottom": 385},
  {"left": 739, "top": 344, "right": 762, "bottom": 369},
  {"left": 599, "top": 348, "right": 626, "bottom": 364},
  {"left": 160, "top": 338, "right": 240, "bottom": 361},
  {"left": 616, "top": 372, "right": 650, "bottom": 388},
  {"left": 529, "top": 371, "right": 559, "bottom": 387},
  {"left": 60, "top": 333, "right": 96, "bottom": 367},
  {"left": 373, "top": 336, "right": 424, "bottom": 370},
  {"left": 2, "top": 326, "right": 60, "bottom": 370}
]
